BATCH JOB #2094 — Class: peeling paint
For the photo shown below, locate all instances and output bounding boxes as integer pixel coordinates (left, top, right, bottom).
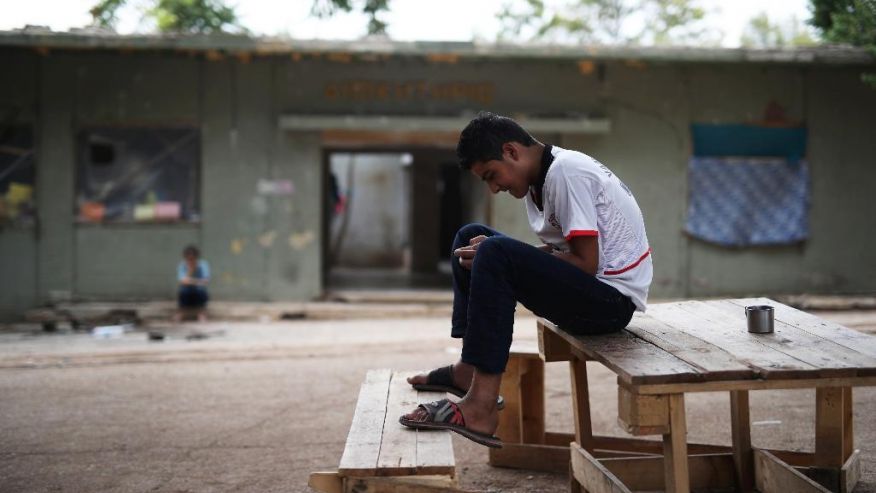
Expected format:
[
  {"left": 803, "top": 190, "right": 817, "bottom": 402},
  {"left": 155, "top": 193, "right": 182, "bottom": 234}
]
[
  {"left": 258, "top": 230, "right": 277, "bottom": 248},
  {"left": 289, "top": 231, "right": 315, "bottom": 250}
]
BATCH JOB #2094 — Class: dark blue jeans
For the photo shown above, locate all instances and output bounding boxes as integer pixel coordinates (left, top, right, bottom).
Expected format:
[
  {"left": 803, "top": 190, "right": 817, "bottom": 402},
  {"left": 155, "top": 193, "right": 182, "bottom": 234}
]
[
  {"left": 452, "top": 224, "right": 635, "bottom": 374},
  {"left": 178, "top": 286, "right": 209, "bottom": 308}
]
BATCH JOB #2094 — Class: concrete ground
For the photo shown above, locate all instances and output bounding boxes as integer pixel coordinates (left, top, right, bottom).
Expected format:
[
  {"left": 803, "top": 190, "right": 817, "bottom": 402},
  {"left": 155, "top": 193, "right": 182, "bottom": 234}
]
[{"left": 1, "top": 309, "right": 875, "bottom": 492}]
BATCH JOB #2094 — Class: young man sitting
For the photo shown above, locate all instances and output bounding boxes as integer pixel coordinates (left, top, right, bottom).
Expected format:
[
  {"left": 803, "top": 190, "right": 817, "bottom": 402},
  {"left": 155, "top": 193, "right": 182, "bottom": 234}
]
[{"left": 400, "top": 112, "right": 653, "bottom": 448}]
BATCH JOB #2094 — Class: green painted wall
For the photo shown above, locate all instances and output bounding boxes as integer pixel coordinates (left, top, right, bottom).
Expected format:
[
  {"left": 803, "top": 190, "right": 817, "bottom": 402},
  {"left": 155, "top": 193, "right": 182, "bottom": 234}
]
[{"left": 1, "top": 46, "right": 875, "bottom": 320}]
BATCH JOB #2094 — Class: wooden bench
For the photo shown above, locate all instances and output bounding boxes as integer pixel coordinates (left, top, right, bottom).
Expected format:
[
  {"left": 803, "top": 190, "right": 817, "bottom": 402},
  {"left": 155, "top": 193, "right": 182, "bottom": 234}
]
[
  {"left": 309, "top": 369, "right": 468, "bottom": 493},
  {"left": 533, "top": 298, "right": 876, "bottom": 493}
]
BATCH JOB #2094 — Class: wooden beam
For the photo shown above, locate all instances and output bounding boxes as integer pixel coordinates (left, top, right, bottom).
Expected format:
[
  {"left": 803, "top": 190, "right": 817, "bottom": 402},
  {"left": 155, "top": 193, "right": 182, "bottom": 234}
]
[
  {"left": 617, "top": 386, "right": 669, "bottom": 435},
  {"left": 309, "top": 471, "right": 343, "bottom": 493},
  {"left": 570, "top": 442, "right": 633, "bottom": 493},
  {"left": 570, "top": 357, "right": 594, "bottom": 450},
  {"left": 599, "top": 453, "right": 736, "bottom": 491},
  {"left": 841, "top": 450, "right": 861, "bottom": 493},
  {"left": 343, "top": 476, "right": 468, "bottom": 493},
  {"left": 538, "top": 319, "right": 572, "bottom": 362},
  {"left": 815, "top": 387, "right": 847, "bottom": 469},
  {"left": 631, "top": 375, "right": 876, "bottom": 395},
  {"left": 754, "top": 449, "right": 831, "bottom": 493},
  {"left": 495, "top": 356, "right": 522, "bottom": 445},
  {"left": 520, "top": 358, "right": 546, "bottom": 444},
  {"left": 488, "top": 443, "right": 569, "bottom": 474},
  {"left": 663, "top": 394, "right": 690, "bottom": 493},
  {"left": 730, "top": 390, "right": 754, "bottom": 492}
]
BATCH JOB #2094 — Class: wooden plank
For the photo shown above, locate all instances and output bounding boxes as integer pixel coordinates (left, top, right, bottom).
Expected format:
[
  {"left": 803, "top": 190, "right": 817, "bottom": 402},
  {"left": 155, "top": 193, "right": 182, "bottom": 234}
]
[
  {"left": 632, "top": 374, "right": 876, "bottom": 395},
  {"left": 343, "top": 476, "right": 467, "bottom": 493},
  {"left": 538, "top": 319, "right": 572, "bottom": 362},
  {"left": 662, "top": 394, "right": 690, "bottom": 493},
  {"left": 520, "top": 358, "right": 546, "bottom": 444},
  {"left": 540, "top": 317, "right": 703, "bottom": 385},
  {"left": 570, "top": 357, "right": 594, "bottom": 449},
  {"left": 648, "top": 302, "right": 819, "bottom": 379},
  {"left": 600, "top": 453, "right": 736, "bottom": 491},
  {"left": 841, "top": 450, "right": 861, "bottom": 493},
  {"left": 730, "top": 390, "right": 754, "bottom": 492},
  {"left": 339, "top": 369, "right": 392, "bottom": 476},
  {"left": 570, "top": 442, "right": 633, "bottom": 493},
  {"left": 375, "top": 371, "right": 419, "bottom": 475},
  {"left": 488, "top": 442, "right": 570, "bottom": 473},
  {"left": 414, "top": 375, "right": 456, "bottom": 477},
  {"left": 705, "top": 299, "right": 876, "bottom": 377},
  {"left": 729, "top": 298, "right": 876, "bottom": 361},
  {"left": 754, "top": 449, "right": 831, "bottom": 493},
  {"left": 309, "top": 471, "right": 343, "bottom": 493},
  {"left": 624, "top": 312, "right": 756, "bottom": 380},
  {"left": 617, "top": 386, "right": 669, "bottom": 435}
]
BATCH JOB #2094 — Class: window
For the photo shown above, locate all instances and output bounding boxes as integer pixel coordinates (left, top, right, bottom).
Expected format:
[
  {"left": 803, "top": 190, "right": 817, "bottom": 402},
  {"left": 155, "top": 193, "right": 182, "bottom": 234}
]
[
  {"left": 0, "top": 126, "right": 36, "bottom": 228},
  {"left": 76, "top": 127, "right": 200, "bottom": 224}
]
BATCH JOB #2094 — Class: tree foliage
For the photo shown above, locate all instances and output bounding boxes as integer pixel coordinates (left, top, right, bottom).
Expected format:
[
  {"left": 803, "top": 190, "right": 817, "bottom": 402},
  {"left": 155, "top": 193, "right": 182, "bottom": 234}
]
[
  {"left": 311, "top": 0, "right": 391, "bottom": 36},
  {"left": 809, "top": 0, "right": 876, "bottom": 85},
  {"left": 810, "top": 0, "right": 876, "bottom": 46},
  {"left": 496, "top": 0, "right": 718, "bottom": 46},
  {"left": 740, "top": 13, "right": 817, "bottom": 48},
  {"left": 90, "top": 0, "right": 243, "bottom": 34}
]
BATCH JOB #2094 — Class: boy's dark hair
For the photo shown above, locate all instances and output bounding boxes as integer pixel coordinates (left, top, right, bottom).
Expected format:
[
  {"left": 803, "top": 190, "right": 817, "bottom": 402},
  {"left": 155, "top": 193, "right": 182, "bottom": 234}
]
[
  {"left": 456, "top": 112, "right": 537, "bottom": 169},
  {"left": 183, "top": 245, "right": 200, "bottom": 258}
]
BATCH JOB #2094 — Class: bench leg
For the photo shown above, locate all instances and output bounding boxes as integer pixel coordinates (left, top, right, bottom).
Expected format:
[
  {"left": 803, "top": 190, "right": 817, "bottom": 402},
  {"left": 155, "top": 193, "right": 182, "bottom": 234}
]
[
  {"left": 570, "top": 357, "right": 594, "bottom": 450},
  {"left": 731, "top": 390, "right": 754, "bottom": 492},
  {"left": 663, "top": 393, "right": 690, "bottom": 493},
  {"left": 496, "top": 356, "right": 524, "bottom": 444}
]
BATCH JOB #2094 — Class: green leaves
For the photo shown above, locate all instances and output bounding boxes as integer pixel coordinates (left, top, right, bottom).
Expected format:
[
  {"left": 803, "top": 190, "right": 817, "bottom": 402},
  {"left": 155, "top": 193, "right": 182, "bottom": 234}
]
[
  {"left": 89, "top": 0, "right": 242, "bottom": 34},
  {"left": 496, "top": 0, "right": 716, "bottom": 46}
]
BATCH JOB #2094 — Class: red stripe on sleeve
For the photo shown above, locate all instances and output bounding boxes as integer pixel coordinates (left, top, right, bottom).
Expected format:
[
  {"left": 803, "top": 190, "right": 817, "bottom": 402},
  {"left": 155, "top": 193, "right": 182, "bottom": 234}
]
[{"left": 565, "top": 230, "right": 599, "bottom": 241}]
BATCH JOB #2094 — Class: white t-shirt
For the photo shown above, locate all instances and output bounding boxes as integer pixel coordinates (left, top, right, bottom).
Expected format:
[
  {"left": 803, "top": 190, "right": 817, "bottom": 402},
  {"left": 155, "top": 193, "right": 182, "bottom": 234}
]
[{"left": 525, "top": 146, "right": 653, "bottom": 311}]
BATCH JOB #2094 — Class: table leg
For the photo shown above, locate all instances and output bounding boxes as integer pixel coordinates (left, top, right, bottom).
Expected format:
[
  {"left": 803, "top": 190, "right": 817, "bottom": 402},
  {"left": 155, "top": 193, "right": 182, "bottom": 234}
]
[
  {"left": 815, "top": 387, "right": 852, "bottom": 468},
  {"left": 663, "top": 393, "right": 690, "bottom": 493},
  {"left": 813, "top": 387, "right": 854, "bottom": 492},
  {"left": 570, "top": 357, "right": 594, "bottom": 450},
  {"left": 731, "top": 390, "right": 754, "bottom": 492}
]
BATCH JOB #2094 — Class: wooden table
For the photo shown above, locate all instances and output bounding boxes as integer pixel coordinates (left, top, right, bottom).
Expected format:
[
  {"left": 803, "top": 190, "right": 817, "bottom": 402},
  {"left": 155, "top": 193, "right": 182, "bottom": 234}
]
[{"left": 504, "top": 298, "right": 876, "bottom": 493}]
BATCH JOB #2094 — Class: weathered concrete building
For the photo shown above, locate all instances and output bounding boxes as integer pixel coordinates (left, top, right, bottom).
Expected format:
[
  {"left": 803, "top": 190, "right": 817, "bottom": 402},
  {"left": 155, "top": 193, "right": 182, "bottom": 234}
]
[{"left": 1, "top": 30, "right": 875, "bottom": 320}]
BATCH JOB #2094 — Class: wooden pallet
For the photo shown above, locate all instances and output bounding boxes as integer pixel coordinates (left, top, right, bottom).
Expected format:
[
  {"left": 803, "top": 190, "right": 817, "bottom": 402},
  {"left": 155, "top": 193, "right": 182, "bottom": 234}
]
[{"left": 309, "top": 369, "right": 472, "bottom": 493}]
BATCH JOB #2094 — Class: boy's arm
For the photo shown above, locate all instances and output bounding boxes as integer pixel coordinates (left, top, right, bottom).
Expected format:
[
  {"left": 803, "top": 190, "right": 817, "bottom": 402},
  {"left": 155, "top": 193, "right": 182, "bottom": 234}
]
[{"left": 553, "top": 236, "right": 598, "bottom": 276}]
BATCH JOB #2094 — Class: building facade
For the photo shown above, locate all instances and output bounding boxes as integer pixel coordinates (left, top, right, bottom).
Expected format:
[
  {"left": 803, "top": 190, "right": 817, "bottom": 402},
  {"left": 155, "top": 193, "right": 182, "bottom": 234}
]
[{"left": 1, "top": 31, "right": 875, "bottom": 320}]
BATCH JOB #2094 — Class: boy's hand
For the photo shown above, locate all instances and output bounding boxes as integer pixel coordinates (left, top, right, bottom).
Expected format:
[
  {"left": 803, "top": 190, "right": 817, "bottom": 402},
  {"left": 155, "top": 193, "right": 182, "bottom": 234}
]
[{"left": 453, "top": 235, "right": 490, "bottom": 270}]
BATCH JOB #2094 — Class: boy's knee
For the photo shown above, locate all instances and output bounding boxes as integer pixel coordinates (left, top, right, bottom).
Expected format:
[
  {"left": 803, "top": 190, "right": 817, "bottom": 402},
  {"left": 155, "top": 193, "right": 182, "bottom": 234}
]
[
  {"left": 475, "top": 235, "right": 513, "bottom": 259},
  {"left": 454, "top": 223, "right": 492, "bottom": 248}
]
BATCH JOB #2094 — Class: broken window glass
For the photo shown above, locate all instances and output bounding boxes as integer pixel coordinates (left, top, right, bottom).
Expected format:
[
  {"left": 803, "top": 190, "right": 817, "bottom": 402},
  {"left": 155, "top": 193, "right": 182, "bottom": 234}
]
[
  {"left": 0, "top": 126, "right": 36, "bottom": 228},
  {"left": 76, "top": 127, "right": 200, "bottom": 224}
]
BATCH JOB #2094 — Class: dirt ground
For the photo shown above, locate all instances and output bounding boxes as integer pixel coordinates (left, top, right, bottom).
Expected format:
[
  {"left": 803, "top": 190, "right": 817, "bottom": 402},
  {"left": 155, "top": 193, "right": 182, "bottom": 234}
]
[{"left": 1, "top": 310, "right": 875, "bottom": 492}]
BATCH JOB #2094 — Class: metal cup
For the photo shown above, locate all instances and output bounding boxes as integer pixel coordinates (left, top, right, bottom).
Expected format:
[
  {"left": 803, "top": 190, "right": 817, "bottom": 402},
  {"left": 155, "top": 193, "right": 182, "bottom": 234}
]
[{"left": 745, "top": 305, "right": 774, "bottom": 334}]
